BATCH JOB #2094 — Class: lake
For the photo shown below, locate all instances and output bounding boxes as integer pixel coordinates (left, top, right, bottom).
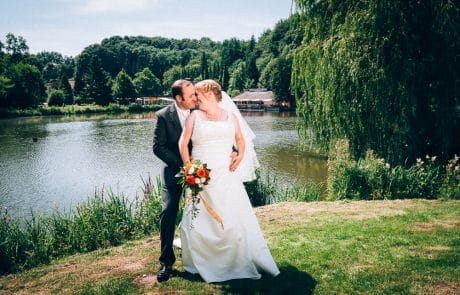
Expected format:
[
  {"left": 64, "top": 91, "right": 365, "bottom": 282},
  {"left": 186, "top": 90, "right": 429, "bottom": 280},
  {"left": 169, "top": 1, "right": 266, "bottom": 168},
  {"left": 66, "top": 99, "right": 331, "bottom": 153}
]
[{"left": 0, "top": 111, "right": 327, "bottom": 217}]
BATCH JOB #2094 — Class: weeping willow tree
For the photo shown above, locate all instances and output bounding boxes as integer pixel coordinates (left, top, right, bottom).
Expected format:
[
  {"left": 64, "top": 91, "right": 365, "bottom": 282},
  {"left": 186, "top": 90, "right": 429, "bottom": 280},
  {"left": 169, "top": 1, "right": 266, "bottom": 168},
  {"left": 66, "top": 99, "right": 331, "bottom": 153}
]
[{"left": 292, "top": 0, "right": 459, "bottom": 165}]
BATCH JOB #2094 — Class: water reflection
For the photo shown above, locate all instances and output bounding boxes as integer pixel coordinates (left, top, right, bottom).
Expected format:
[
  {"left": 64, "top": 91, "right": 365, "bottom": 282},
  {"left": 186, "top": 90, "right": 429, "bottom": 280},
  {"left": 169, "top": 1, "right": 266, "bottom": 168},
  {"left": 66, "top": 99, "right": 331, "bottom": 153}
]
[{"left": 0, "top": 112, "right": 326, "bottom": 217}]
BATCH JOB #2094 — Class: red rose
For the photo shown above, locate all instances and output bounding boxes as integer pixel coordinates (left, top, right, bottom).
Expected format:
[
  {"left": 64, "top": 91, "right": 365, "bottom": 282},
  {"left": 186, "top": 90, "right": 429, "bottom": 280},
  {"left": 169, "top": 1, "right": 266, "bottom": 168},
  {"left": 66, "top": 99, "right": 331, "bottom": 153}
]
[
  {"left": 196, "top": 168, "right": 206, "bottom": 178},
  {"left": 186, "top": 175, "right": 196, "bottom": 186}
]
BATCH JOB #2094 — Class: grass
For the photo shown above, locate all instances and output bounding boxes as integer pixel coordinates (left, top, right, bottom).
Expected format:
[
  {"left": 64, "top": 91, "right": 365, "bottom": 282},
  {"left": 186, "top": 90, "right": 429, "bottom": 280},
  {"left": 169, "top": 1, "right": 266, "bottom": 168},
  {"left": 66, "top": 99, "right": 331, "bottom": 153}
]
[{"left": 0, "top": 199, "right": 458, "bottom": 294}]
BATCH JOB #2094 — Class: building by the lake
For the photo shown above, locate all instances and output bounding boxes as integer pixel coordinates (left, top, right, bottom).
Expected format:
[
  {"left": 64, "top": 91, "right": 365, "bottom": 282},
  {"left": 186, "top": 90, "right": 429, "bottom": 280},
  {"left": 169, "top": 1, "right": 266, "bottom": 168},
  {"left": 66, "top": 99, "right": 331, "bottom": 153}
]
[
  {"left": 232, "top": 88, "right": 276, "bottom": 110},
  {"left": 136, "top": 97, "right": 173, "bottom": 106}
]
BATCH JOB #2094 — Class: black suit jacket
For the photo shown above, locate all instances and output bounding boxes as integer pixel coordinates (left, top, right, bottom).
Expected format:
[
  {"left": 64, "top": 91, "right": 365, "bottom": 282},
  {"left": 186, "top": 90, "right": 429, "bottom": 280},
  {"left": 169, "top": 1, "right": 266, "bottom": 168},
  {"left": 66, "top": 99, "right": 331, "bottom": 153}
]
[{"left": 153, "top": 104, "right": 189, "bottom": 186}]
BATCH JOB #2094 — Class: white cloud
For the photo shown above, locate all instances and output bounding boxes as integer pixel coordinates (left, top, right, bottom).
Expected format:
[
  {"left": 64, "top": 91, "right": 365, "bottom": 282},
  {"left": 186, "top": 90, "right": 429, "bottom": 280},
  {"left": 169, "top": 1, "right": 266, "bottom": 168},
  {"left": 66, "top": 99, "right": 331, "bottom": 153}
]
[{"left": 77, "top": 0, "right": 160, "bottom": 15}]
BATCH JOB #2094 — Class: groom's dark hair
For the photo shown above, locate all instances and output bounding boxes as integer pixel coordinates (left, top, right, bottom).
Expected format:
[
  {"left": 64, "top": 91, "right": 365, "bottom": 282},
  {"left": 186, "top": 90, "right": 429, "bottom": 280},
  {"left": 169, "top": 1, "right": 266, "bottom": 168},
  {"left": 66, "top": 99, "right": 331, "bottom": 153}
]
[{"left": 171, "top": 79, "right": 193, "bottom": 101}]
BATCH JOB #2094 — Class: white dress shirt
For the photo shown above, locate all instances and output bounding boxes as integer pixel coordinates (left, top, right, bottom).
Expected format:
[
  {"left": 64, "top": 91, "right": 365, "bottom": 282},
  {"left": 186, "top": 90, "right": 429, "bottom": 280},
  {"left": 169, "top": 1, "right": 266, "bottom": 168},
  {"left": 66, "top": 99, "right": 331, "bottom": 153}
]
[{"left": 175, "top": 103, "right": 190, "bottom": 128}]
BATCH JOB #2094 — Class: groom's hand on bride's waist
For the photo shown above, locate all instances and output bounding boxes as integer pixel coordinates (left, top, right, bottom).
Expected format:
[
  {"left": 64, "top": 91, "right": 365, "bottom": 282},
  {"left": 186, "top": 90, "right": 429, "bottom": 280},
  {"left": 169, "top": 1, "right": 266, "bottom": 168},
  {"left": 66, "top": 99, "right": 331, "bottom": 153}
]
[{"left": 229, "top": 151, "right": 242, "bottom": 172}]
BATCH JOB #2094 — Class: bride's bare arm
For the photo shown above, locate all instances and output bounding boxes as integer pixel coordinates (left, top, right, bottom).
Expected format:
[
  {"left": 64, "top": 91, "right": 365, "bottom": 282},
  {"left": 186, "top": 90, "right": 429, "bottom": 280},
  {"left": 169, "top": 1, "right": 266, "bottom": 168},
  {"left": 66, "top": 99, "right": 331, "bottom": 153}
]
[
  {"left": 179, "top": 112, "right": 195, "bottom": 164},
  {"left": 230, "top": 113, "right": 245, "bottom": 172}
]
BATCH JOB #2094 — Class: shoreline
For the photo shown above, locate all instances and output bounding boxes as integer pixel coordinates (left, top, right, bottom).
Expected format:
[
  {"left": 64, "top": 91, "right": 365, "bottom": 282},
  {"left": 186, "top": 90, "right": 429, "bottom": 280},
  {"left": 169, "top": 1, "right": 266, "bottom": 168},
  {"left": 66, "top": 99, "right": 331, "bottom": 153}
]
[{"left": 0, "top": 104, "right": 164, "bottom": 119}]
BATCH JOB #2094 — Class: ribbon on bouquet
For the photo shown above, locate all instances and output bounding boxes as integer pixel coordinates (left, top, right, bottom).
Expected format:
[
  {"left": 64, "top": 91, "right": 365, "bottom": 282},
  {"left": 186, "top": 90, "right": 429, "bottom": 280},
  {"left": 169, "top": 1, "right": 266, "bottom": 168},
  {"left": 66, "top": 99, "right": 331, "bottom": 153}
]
[{"left": 185, "top": 192, "right": 224, "bottom": 230}]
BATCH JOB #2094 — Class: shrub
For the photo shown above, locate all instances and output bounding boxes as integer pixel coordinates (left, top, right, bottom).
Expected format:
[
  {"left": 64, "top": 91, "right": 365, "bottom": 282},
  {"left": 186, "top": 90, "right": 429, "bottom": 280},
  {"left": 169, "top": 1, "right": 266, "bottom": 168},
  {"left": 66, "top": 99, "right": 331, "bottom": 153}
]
[
  {"left": 439, "top": 155, "right": 460, "bottom": 199},
  {"left": 106, "top": 103, "right": 125, "bottom": 113},
  {"left": 47, "top": 90, "right": 65, "bottom": 106},
  {"left": 327, "top": 139, "right": 457, "bottom": 200},
  {"left": 128, "top": 103, "right": 143, "bottom": 112}
]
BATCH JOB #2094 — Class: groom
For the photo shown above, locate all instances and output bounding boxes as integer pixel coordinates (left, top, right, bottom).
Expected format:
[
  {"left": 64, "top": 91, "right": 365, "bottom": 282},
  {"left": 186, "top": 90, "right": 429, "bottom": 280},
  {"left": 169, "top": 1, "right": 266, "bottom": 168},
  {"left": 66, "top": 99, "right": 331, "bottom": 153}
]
[{"left": 153, "top": 79, "right": 197, "bottom": 282}]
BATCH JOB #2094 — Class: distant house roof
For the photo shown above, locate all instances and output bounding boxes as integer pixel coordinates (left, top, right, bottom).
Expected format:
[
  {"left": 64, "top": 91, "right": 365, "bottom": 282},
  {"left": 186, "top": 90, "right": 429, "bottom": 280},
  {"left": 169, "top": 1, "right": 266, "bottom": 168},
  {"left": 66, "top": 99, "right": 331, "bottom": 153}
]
[
  {"left": 232, "top": 90, "right": 274, "bottom": 102},
  {"left": 68, "top": 79, "right": 75, "bottom": 90}
]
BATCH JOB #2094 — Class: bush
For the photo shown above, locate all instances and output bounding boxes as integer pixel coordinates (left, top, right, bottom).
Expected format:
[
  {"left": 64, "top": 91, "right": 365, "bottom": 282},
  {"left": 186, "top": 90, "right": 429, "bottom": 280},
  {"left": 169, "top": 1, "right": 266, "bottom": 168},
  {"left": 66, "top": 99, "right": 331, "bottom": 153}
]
[
  {"left": 106, "top": 103, "right": 125, "bottom": 113},
  {"left": 327, "top": 139, "right": 458, "bottom": 200},
  {"left": 47, "top": 90, "right": 65, "bottom": 106},
  {"left": 127, "top": 103, "right": 143, "bottom": 113},
  {"left": 439, "top": 155, "right": 460, "bottom": 199}
]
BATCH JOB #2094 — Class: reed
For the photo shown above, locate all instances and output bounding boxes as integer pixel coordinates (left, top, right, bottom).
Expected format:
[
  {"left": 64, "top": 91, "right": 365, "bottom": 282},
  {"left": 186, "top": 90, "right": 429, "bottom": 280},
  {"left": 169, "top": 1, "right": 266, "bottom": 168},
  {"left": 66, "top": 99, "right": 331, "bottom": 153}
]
[{"left": 245, "top": 171, "right": 325, "bottom": 206}]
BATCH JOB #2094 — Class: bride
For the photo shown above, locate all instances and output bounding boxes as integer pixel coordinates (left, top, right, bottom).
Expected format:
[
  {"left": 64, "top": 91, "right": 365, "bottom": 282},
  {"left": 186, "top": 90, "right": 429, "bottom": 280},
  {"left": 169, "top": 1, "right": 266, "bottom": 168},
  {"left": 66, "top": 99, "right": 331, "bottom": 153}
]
[{"left": 178, "top": 79, "right": 280, "bottom": 283}]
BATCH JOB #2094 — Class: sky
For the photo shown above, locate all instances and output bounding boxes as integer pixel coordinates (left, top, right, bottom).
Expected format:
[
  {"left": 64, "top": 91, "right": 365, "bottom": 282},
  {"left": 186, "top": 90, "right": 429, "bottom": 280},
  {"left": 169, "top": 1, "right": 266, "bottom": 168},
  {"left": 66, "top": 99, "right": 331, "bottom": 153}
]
[{"left": 0, "top": 0, "right": 294, "bottom": 57}]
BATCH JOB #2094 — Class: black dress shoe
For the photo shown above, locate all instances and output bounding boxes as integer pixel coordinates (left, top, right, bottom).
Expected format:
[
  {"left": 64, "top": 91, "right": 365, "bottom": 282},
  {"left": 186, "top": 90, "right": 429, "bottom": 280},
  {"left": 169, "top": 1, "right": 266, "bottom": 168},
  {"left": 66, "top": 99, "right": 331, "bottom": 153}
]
[{"left": 157, "top": 264, "right": 173, "bottom": 282}]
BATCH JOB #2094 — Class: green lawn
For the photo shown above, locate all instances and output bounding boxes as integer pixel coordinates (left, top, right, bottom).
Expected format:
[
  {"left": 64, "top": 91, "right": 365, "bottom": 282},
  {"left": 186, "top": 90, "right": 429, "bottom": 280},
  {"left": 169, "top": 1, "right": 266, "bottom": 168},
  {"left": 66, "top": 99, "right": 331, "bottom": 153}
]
[{"left": 1, "top": 199, "right": 458, "bottom": 294}]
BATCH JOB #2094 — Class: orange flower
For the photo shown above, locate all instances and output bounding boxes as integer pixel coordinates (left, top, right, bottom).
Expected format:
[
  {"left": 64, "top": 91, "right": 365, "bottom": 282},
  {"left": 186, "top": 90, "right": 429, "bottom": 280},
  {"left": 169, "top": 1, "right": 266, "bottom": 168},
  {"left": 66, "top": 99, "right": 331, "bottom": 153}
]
[
  {"left": 196, "top": 168, "right": 206, "bottom": 178},
  {"left": 184, "top": 162, "right": 192, "bottom": 175}
]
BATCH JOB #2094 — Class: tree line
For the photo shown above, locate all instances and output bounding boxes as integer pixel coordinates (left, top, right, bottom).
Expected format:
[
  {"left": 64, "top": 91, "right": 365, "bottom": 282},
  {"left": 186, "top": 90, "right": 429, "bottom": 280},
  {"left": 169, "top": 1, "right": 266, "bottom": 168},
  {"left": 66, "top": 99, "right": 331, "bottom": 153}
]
[{"left": 0, "top": 16, "right": 301, "bottom": 108}]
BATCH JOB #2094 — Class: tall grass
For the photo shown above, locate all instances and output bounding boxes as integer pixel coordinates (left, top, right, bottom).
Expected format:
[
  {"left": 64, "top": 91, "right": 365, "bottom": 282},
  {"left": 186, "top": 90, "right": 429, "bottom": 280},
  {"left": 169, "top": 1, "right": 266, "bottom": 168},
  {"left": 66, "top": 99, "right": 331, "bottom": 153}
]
[
  {"left": 0, "top": 176, "right": 163, "bottom": 274},
  {"left": 245, "top": 171, "right": 324, "bottom": 206}
]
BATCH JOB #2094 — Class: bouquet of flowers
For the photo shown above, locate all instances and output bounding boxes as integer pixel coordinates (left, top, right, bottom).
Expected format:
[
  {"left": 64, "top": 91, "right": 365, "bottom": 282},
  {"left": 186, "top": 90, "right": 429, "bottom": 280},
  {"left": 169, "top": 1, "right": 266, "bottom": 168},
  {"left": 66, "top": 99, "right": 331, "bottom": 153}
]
[{"left": 177, "top": 159, "right": 211, "bottom": 223}]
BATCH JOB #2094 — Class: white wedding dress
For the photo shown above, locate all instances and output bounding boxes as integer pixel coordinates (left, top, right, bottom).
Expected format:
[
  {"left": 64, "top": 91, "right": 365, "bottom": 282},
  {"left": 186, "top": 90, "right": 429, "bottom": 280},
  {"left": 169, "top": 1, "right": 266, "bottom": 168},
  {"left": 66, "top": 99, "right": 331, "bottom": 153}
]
[{"left": 179, "top": 111, "right": 280, "bottom": 283}]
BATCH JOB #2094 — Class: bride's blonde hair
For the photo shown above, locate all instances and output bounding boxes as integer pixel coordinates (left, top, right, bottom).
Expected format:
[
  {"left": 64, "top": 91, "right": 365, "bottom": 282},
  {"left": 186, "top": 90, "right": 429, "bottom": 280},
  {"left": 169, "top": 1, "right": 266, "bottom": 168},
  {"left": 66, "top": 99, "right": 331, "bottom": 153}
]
[{"left": 195, "top": 79, "right": 222, "bottom": 102}]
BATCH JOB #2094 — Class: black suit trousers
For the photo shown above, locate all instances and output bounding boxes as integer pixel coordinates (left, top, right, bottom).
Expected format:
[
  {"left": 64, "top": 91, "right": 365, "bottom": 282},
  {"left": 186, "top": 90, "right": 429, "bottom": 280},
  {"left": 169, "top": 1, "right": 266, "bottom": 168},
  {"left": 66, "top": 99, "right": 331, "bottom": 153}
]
[{"left": 159, "top": 168, "right": 182, "bottom": 266}]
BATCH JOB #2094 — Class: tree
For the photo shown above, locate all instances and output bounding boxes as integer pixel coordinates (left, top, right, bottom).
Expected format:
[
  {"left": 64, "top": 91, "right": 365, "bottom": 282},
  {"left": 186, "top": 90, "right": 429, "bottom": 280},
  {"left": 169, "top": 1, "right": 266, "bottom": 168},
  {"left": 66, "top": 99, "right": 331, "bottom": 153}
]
[
  {"left": 9, "top": 63, "right": 46, "bottom": 107},
  {"left": 200, "top": 51, "right": 209, "bottom": 79},
  {"left": 184, "top": 62, "right": 201, "bottom": 81},
  {"left": 292, "top": 0, "right": 460, "bottom": 164},
  {"left": 85, "top": 57, "right": 112, "bottom": 105},
  {"left": 244, "top": 35, "right": 259, "bottom": 87},
  {"left": 47, "top": 89, "right": 65, "bottom": 106},
  {"left": 59, "top": 74, "right": 74, "bottom": 105},
  {"left": 244, "top": 54, "right": 258, "bottom": 88},
  {"left": 162, "top": 66, "right": 183, "bottom": 95},
  {"left": 133, "top": 67, "right": 161, "bottom": 97},
  {"left": 260, "top": 55, "right": 293, "bottom": 105},
  {"left": 5, "top": 33, "right": 29, "bottom": 61},
  {"left": 0, "top": 75, "right": 14, "bottom": 107},
  {"left": 112, "top": 69, "right": 136, "bottom": 104},
  {"left": 228, "top": 61, "right": 246, "bottom": 93},
  {"left": 220, "top": 38, "right": 244, "bottom": 89}
]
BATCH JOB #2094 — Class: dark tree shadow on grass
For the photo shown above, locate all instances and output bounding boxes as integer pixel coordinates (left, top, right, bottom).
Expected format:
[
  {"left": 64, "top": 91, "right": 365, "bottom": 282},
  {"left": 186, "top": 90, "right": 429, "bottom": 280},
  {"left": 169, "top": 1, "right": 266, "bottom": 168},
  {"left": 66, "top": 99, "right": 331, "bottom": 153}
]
[{"left": 176, "top": 265, "right": 316, "bottom": 294}]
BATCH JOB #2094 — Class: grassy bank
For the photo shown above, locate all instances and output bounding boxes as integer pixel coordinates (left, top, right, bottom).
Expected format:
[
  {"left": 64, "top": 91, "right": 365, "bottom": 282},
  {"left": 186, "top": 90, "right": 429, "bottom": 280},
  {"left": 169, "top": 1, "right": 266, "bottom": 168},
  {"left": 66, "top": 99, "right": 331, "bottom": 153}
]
[
  {"left": 0, "top": 104, "right": 162, "bottom": 119},
  {"left": 0, "top": 177, "right": 163, "bottom": 274},
  {"left": 0, "top": 199, "right": 458, "bottom": 294}
]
